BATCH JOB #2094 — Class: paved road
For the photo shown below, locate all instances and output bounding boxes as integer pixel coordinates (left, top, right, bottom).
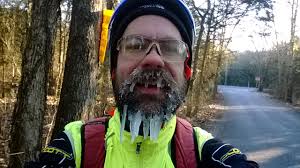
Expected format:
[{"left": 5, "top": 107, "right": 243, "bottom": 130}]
[{"left": 209, "top": 86, "right": 300, "bottom": 168}]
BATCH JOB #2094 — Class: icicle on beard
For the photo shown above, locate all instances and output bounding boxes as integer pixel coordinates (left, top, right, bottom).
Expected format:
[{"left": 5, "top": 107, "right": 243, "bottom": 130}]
[{"left": 117, "top": 68, "right": 186, "bottom": 142}]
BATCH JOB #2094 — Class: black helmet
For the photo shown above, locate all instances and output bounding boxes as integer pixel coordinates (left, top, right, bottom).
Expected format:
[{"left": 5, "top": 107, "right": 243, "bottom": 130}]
[{"left": 107, "top": 0, "right": 195, "bottom": 76}]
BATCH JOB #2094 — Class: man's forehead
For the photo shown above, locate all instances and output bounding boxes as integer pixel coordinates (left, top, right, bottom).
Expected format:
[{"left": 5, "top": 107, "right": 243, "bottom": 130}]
[{"left": 122, "top": 15, "right": 182, "bottom": 40}]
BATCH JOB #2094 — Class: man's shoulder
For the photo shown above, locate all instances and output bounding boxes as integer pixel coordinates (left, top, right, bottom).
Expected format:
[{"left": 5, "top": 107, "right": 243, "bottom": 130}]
[
  {"left": 64, "top": 117, "right": 110, "bottom": 131},
  {"left": 64, "top": 120, "right": 84, "bottom": 131},
  {"left": 193, "top": 127, "right": 214, "bottom": 141},
  {"left": 175, "top": 117, "right": 214, "bottom": 146}
]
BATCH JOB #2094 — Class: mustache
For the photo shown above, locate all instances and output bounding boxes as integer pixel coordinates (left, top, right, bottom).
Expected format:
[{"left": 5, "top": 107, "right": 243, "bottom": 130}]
[{"left": 119, "top": 68, "right": 178, "bottom": 98}]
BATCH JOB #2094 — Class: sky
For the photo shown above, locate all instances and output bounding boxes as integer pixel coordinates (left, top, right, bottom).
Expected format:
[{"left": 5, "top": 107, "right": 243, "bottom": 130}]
[{"left": 228, "top": 0, "right": 300, "bottom": 52}]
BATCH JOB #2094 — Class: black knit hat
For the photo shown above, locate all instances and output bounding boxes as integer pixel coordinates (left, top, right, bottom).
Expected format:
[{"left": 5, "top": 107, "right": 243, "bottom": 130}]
[{"left": 108, "top": 0, "right": 195, "bottom": 73}]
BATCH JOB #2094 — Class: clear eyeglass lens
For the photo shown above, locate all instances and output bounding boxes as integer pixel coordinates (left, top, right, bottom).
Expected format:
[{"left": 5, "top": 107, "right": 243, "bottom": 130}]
[
  {"left": 124, "top": 36, "right": 145, "bottom": 52},
  {"left": 159, "top": 40, "right": 186, "bottom": 62},
  {"left": 118, "top": 36, "right": 187, "bottom": 62}
]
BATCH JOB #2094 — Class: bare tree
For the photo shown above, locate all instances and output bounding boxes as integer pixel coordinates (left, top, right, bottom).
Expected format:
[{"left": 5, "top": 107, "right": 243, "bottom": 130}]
[
  {"left": 280, "top": 0, "right": 299, "bottom": 102},
  {"left": 51, "top": 0, "right": 102, "bottom": 139},
  {"left": 44, "top": 0, "right": 72, "bottom": 146},
  {"left": 8, "top": 0, "right": 61, "bottom": 167}
]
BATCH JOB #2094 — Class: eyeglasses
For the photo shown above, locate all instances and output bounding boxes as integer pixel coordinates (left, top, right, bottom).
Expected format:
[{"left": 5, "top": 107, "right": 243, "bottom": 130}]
[{"left": 116, "top": 35, "right": 189, "bottom": 62}]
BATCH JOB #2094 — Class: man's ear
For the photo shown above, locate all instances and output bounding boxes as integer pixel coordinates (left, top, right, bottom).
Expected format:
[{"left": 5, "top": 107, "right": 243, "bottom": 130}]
[
  {"left": 184, "top": 52, "right": 192, "bottom": 80},
  {"left": 185, "top": 66, "right": 192, "bottom": 80}
]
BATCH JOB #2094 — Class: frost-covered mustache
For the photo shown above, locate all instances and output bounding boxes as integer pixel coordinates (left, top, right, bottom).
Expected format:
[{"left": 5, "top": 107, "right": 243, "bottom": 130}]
[
  {"left": 130, "top": 69, "right": 175, "bottom": 89},
  {"left": 119, "top": 68, "right": 177, "bottom": 99}
]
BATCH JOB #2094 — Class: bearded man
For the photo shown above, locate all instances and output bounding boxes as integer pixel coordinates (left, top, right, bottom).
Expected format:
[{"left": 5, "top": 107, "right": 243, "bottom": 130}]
[{"left": 26, "top": 0, "right": 259, "bottom": 168}]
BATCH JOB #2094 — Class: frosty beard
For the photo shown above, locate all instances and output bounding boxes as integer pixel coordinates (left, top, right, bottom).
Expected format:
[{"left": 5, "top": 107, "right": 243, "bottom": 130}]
[{"left": 115, "top": 68, "right": 187, "bottom": 142}]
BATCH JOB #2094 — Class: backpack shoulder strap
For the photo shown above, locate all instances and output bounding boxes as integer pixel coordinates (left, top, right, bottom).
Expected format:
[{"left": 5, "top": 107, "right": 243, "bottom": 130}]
[
  {"left": 81, "top": 117, "right": 109, "bottom": 168},
  {"left": 172, "top": 117, "right": 200, "bottom": 168}
]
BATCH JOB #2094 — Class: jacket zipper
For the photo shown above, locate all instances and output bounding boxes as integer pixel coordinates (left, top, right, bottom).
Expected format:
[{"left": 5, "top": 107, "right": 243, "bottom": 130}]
[
  {"left": 136, "top": 142, "right": 142, "bottom": 167},
  {"left": 136, "top": 142, "right": 142, "bottom": 154}
]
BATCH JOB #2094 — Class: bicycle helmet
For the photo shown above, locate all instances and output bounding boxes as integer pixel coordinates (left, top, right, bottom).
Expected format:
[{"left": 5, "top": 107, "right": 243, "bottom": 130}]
[{"left": 107, "top": 0, "right": 195, "bottom": 79}]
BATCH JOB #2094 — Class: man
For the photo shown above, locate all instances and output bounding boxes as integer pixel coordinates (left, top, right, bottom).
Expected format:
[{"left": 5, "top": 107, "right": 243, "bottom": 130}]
[{"left": 26, "top": 0, "right": 259, "bottom": 167}]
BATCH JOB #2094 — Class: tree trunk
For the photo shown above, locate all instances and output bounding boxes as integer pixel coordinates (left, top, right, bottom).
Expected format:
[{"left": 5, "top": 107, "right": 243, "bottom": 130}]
[
  {"left": 186, "top": 0, "right": 211, "bottom": 117},
  {"left": 213, "top": 29, "right": 226, "bottom": 98},
  {"left": 283, "top": 1, "right": 298, "bottom": 101},
  {"left": 9, "top": 0, "right": 61, "bottom": 167},
  {"left": 191, "top": 0, "right": 210, "bottom": 75},
  {"left": 2, "top": 59, "right": 4, "bottom": 98},
  {"left": 51, "top": 0, "right": 101, "bottom": 139},
  {"left": 98, "top": 61, "right": 110, "bottom": 116},
  {"left": 292, "top": 56, "right": 300, "bottom": 105},
  {"left": 199, "top": 28, "right": 212, "bottom": 87}
]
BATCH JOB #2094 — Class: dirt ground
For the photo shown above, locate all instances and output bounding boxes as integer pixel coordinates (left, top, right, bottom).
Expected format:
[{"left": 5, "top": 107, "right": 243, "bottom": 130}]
[
  {"left": 178, "top": 93, "right": 225, "bottom": 131},
  {"left": 0, "top": 94, "right": 224, "bottom": 168}
]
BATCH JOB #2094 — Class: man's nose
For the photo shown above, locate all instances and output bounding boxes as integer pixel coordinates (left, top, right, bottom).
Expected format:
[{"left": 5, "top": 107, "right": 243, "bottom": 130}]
[{"left": 139, "top": 45, "right": 165, "bottom": 69}]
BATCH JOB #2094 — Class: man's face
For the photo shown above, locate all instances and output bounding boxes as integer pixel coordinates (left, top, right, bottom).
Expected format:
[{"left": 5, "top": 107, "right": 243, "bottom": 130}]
[{"left": 113, "top": 15, "right": 188, "bottom": 141}]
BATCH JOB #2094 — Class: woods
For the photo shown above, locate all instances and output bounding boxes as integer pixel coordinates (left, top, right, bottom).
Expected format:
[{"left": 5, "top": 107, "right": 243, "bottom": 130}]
[
  {"left": 222, "top": 0, "right": 300, "bottom": 105},
  {"left": 0, "top": 0, "right": 298, "bottom": 167},
  {"left": 184, "top": 0, "right": 273, "bottom": 116}
]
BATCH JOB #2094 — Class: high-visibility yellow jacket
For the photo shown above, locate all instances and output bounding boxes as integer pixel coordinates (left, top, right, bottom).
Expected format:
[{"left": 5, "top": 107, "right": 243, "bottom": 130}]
[{"left": 64, "top": 109, "right": 213, "bottom": 168}]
